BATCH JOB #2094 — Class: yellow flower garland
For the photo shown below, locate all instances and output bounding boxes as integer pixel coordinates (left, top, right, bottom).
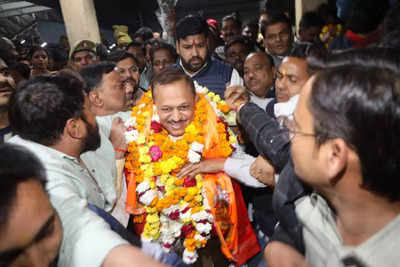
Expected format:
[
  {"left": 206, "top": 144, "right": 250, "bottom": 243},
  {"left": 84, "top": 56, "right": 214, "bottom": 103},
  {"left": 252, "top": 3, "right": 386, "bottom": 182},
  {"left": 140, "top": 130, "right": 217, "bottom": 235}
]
[{"left": 124, "top": 88, "right": 237, "bottom": 263}]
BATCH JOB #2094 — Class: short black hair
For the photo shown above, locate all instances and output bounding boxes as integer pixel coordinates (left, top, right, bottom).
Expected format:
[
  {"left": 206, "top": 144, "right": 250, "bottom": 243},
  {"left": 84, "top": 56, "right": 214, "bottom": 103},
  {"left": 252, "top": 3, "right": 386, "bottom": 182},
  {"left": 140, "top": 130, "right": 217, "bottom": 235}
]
[
  {"left": 261, "top": 12, "right": 291, "bottom": 38},
  {"left": 307, "top": 47, "right": 400, "bottom": 74},
  {"left": 28, "top": 46, "right": 49, "bottom": 60},
  {"left": 175, "top": 14, "right": 209, "bottom": 42},
  {"left": 126, "top": 41, "right": 146, "bottom": 55},
  {"left": 8, "top": 72, "right": 85, "bottom": 146},
  {"left": 10, "top": 62, "right": 30, "bottom": 80},
  {"left": 299, "top": 11, "right": 323, "bottom": 30},
  {"left": 134, "top": 27, "right": 154, "bottom": 42},
  {"left": 151, "top": 68, "right": 195, "bottom": 100},
  {"left": 0, "top": 143, "right": 47, "bottom": 228},
  {"left": 79, "top": 61, "right": 116, "bottom": 93},
  {"left": 346, "top": 0, "right": 388, "bottom": 34},
  {"left": 107, "top": 49, "right": 140, "bottom": 67},
  {"left": 309, "top": 65, "right": 400, "bottom": 201},
  {"left": 222, "top": 12, "right": 242, "bottom": 29},
  {"left": 224, "top": 36, "right": 253, "bottom": 55},
  {"left": 150, "top": 41, "right": 177, "bottom": 63}
]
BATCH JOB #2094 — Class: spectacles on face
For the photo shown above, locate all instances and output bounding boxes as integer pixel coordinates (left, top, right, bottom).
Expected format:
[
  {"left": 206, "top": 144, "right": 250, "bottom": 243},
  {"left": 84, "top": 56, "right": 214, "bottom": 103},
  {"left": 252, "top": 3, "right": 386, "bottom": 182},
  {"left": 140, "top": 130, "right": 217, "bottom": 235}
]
[
  {"left": 114, "top": 65, "right": 139, "bottom": 75},
  {"left": 279, "top": 114, "right": 315, "bottom": 141}
]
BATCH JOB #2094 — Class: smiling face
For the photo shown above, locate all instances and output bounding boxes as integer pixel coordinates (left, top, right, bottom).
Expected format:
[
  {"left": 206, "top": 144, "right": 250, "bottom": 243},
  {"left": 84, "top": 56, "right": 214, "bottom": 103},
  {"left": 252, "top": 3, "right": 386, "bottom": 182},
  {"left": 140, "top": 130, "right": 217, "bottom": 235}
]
[
  {"left": 176, "top": 34, "right": 208, "bottom": 74},
  {"left": 153, "top": 79, "right": 196, "bottom": 137},
  {"left": 0, "top": 59, "right": 16, "bottom": 109},
  {"left": 221, "top": 19, "right": 241, "bottom": 42},
  {"left": 275, "top": 57, "right": 309, "bottom": 103},
  {"left": 225, "top": 42, "right": 249, "bottom": 77},
  {"left": 0, "top": 179, "right": 63, "bottom": 267}
]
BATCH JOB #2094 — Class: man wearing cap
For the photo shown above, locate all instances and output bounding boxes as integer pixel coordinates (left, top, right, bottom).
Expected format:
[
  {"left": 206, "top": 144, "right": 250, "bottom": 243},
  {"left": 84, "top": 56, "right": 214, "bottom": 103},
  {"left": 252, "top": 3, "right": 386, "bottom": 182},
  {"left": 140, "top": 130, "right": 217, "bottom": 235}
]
[{"left": 70, "top": 40, "right": 98, "bottom": 72}]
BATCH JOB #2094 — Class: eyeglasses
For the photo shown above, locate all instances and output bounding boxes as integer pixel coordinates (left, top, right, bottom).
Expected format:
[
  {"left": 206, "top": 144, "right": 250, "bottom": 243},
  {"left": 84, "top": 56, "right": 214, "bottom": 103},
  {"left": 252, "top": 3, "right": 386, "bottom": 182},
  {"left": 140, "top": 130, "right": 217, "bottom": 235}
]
[
  {"left": 279, "top": 114, "right": 315, "bottom": 141},
  {"left": 114, "top": 65, "right": 139, "bottom": 75}
]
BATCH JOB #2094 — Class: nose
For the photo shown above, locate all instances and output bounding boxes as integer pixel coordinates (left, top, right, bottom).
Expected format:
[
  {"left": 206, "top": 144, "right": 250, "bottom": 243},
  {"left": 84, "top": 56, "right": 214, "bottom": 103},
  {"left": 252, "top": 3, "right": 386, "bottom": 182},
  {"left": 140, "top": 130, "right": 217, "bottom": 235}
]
[
  {"left": 192, "top": 46, "right": 199, "bottom": 57},
  {"left": 275, "top": 76, "right": 286, "bottom": 91},
  {"left": 171, "top": 109, "right": 182, "bottom": 122}
]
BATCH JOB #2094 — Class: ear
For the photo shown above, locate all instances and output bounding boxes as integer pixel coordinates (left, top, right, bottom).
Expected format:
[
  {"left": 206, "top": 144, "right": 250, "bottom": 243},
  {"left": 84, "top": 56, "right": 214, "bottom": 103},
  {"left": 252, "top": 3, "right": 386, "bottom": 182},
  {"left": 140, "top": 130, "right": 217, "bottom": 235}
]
[
  {"left": 175, "top": 41, "right": 180, "bottom": 55},
  {"left": 64, "top": 118, "right": 84, "bottom": 140},
  {"left": 88, "top": 91, "right": 103, "bottom": 108},
  {"left": 323, "top": 138, "right": 348, "bottom": 185}
]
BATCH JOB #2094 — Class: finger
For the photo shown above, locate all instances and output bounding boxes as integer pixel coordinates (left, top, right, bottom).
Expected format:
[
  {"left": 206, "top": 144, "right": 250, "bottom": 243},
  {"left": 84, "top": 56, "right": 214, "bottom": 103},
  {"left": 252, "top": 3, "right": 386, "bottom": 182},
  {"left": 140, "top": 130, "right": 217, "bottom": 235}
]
[{"left": 177, "top": 164, "right": 196, "bottom": 178}]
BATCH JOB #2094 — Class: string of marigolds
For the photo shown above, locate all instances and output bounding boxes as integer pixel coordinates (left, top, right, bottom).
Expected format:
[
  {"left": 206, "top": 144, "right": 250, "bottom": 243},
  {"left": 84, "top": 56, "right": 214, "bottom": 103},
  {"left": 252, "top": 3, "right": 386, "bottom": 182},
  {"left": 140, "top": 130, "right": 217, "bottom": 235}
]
[{"left": 124, "top": 83, "right": 238, "bottom": 263}]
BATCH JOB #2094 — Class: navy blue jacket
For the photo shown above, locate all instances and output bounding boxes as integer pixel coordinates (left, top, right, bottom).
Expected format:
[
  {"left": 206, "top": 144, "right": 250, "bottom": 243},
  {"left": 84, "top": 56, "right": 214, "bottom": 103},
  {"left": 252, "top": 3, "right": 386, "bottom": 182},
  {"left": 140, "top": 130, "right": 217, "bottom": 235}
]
[{"left": 173, "top": 59, "right": 233, "bottom": 97}]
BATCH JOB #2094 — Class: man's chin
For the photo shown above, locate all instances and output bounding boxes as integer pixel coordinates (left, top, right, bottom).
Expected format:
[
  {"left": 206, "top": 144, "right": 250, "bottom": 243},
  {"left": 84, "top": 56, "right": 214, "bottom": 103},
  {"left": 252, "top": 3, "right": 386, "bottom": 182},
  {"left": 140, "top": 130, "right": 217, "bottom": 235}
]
[{"left": 166, "top": 127, "right": 185, "bottom": 137}]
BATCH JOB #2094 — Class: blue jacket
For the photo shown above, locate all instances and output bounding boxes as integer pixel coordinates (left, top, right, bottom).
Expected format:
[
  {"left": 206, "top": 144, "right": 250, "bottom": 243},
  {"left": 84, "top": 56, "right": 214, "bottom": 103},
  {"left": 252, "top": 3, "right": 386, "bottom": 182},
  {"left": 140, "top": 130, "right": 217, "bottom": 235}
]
[{"left": 174, "top": 59, "right": 233, "bottom": 97}]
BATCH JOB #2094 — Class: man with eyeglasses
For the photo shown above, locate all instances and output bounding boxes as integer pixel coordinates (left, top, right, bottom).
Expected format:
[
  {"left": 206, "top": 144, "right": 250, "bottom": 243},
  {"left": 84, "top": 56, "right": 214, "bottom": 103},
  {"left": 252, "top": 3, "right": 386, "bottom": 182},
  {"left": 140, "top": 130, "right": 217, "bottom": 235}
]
[
  {"left": 225, "top": 36, "right": 252, "bottom": 78},
  {"left": 69, "top": 40, "right": 98, "bottom": 72},
  {"left": 108, "top": 49, "right": 144, "bottom": 110},
  {"left": 261, "top": 12, "right": 294, "bottom": 68}
]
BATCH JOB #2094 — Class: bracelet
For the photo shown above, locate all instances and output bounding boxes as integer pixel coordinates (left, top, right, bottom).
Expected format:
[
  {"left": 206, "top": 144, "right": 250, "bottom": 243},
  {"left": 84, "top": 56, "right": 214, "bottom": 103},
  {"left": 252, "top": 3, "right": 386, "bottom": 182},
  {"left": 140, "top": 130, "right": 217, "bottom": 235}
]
[{"left": 114, "top": 147, "right": 127, "bottom": 154}]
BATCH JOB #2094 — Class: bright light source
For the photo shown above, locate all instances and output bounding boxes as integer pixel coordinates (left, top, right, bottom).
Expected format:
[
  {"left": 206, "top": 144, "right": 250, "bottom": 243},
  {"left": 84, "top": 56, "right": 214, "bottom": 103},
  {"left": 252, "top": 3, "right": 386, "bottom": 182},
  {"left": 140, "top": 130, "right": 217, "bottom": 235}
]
[
  {"left": 41, "top": 42, "right": 47, "bottom": 47},
  {"left": 20, "top": 40, "right": 26, "bottom": 45},
  {"left": 109, "top": 43, "right": 116, "bottom": 49}
]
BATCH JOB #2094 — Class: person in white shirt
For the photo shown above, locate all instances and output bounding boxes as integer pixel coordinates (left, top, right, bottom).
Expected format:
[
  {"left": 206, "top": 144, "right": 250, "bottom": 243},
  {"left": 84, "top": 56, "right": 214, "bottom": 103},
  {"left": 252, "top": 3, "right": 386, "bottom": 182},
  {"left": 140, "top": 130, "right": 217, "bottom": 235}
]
[{"left": 8, "top": 73, "right": 166, "bottom": 267}]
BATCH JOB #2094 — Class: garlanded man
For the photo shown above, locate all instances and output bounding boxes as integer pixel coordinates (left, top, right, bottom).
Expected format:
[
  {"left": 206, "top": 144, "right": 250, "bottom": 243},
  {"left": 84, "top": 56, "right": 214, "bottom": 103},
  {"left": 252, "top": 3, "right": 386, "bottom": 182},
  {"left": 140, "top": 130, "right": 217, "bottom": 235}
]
[{"left": 124, "top": 68, "right": 260, "bottom": 265}]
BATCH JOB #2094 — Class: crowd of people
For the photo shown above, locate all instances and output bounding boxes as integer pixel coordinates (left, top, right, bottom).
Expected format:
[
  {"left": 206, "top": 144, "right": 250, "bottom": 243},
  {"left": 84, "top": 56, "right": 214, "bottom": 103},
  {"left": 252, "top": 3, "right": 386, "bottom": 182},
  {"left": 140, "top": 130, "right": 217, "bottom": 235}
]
[{"left": 0, "top": 0, "right": 399, "bottom": 266}]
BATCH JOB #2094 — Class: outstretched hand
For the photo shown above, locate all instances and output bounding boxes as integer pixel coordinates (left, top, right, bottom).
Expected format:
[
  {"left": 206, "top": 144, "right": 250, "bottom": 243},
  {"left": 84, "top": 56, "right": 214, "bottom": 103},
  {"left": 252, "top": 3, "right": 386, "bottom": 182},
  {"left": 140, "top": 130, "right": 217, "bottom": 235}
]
[
  {"left": 177, "top": 158, "right": 226, "bottom": 178},
  {"left": 224, "top": 85, "right": 249, "bottom": 112}
]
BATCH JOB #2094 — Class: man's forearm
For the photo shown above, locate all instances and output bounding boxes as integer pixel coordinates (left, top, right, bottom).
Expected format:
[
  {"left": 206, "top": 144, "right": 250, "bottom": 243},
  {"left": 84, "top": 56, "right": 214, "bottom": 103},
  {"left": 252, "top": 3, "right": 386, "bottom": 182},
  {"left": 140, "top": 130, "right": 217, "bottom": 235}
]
[
  {"left": 103, "top": 245, "right": 168, "bottom": 267},
  {"left": 239, "top": 103, "right": 290, "bottom": 172}
]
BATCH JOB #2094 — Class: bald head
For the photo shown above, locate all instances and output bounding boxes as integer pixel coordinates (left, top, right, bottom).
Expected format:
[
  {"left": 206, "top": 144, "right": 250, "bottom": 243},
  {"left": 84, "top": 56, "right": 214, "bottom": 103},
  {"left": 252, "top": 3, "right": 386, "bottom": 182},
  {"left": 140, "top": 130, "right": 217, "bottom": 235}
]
[{"left": 244, "top": 52, "right": 275, "bottom": 97}]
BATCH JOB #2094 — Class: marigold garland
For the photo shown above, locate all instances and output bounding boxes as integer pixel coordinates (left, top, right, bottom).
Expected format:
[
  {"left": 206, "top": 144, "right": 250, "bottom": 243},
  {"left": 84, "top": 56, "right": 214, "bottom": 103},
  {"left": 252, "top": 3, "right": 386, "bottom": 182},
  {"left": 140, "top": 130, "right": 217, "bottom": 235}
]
[{"left": 124, "top": 83, "right": 237, "bottom": 263}]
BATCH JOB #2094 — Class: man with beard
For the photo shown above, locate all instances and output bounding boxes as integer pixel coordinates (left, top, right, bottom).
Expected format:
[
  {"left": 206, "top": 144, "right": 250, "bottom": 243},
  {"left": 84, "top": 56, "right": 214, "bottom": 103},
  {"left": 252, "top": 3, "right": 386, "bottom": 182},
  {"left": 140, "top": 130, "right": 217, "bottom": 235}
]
[
  {"left": 224, "top": 36, "right": 252, "bottom": 78},
  {"left": 8, "top": 73, "right": 165, "bottom": 267},
  {"left": 0, "top": 58, "right": 16, "bottom": 143},
  {"left": 108, "top": 49, "right": 144, "bottom": 110},
  {"left": 174, "top": 14, "right": 243, "bottom": 98},
  {"left": 0, "top": 143, "right": 63, "bottom": 267}
]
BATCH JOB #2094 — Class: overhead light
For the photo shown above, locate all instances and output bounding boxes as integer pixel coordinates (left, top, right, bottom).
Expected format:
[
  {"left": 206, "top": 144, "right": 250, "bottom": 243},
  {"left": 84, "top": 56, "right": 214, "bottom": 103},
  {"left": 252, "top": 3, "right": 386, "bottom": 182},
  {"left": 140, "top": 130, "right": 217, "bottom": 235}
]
[
  {"left": 20, "top": 40, "right": 26, "bottom": 44},
  {"left": 41, "top": 42, "right": 47, "bottom": 47},
  {"left": 109, "top": 43, "right": 116, "bottom": 49}
]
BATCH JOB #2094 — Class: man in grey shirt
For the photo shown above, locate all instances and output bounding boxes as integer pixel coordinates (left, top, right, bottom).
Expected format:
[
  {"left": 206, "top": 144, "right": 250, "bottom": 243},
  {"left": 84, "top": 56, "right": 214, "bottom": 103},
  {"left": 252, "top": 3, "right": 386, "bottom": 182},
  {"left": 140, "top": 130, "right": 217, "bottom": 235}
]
[
  {"left": 275, "top": 62, "right": 400, "bottom": 267},
  {"left": 8, "top": 73, "right": 165, "bottom": 267}
]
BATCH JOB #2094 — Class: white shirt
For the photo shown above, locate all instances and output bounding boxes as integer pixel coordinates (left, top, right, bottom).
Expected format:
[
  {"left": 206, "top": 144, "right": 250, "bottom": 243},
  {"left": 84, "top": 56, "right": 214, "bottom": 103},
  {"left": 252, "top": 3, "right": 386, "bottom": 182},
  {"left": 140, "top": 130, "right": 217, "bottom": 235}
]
[
  {"left": 296, "top": 193, "right": 400, "bottom": 267},
  {"left": 8, "top": 134, "right": 128, "bottom": 267}
]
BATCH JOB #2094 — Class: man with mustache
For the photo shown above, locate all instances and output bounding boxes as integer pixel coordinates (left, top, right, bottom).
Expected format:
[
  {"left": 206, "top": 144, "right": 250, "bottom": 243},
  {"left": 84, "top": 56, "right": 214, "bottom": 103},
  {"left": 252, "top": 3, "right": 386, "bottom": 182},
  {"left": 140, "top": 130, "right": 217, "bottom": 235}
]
[
  {"left": 174, "top": 14, "right": 243, "bottom": 98},
  {"left": 224, "top": 36, "right": 252, "bottom": 78},
  {"left": 8, "top": 73, "right": 166, "bottom": 267},
  {"left": 108, "top": 49, "right": 144, "bottom": 110},
  {"left": 243, "top": 52, "right": 275, "bottom": 110},
  {"left": 0, "top": 58, "right": 16, "bottom": 143}
]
